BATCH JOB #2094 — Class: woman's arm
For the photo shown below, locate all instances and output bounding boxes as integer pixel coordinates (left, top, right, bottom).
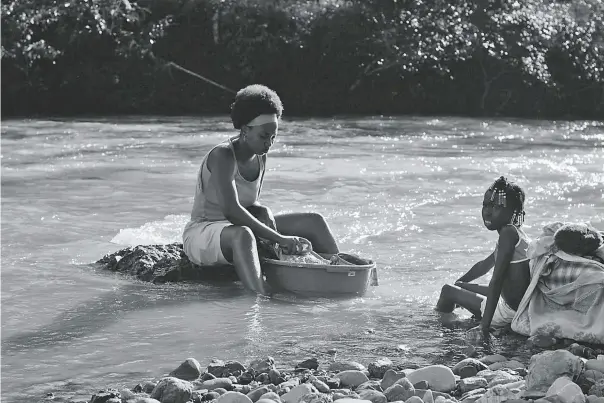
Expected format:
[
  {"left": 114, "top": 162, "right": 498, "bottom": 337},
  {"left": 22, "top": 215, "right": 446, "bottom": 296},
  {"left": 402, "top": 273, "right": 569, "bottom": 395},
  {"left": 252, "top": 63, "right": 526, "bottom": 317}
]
[
  {"left": 209, "top": 147, "right": 285, "bottom": 244},
  {"left": 480, "top": 226, "right": 518, "bottom": 333},
  {"left": 457, "top": 253, "right": 495, "bottom": 283}
]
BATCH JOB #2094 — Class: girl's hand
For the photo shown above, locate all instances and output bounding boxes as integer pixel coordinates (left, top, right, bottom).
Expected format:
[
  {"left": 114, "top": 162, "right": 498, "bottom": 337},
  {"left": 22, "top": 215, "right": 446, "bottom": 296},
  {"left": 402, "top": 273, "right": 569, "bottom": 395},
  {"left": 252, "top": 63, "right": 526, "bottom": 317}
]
[{"left": 279, "top": 236, "right": 313, "bottom": 255}]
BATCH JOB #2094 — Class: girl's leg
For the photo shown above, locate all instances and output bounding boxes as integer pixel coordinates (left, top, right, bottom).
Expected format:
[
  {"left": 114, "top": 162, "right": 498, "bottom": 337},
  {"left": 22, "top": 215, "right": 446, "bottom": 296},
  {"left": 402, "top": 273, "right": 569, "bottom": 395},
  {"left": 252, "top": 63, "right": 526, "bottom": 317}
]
[
  {"left": 436, "top": 284, "right": 484, "bottom": 317},
  {"left": 274, "top": 212, "right": 339, "bottom": 254},
  {"left": 220, "top": 225, "right": 268, "bottom": 295},
  {"left": 456, "top": 282, "right": 489, "bottom": 296}
]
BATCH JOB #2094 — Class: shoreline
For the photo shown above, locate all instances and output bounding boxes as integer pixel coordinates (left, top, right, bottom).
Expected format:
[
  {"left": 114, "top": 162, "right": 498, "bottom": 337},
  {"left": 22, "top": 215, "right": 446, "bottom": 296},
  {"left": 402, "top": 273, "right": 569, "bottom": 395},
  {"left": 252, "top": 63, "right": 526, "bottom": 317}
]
[{"left": 47, "top": 338, "right": 604, "bottom": 403}]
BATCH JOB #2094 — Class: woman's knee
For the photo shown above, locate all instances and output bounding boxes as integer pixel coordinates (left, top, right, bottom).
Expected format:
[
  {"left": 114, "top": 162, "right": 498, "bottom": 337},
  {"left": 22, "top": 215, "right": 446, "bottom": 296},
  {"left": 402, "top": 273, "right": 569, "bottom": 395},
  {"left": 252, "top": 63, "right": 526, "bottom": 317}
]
[
  {"left": 231, "top": 226, "right": 255, "bottom": 244},
  {"left": 440, "top": 284, "right": 454, "bottom": 298}
]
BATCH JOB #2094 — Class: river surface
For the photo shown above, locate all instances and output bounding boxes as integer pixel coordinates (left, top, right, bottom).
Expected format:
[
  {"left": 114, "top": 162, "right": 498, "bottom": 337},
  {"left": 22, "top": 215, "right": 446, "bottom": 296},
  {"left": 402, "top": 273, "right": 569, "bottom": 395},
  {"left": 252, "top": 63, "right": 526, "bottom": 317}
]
[{"left": 1, "top": 116, "right": 603, "bottom": 402}]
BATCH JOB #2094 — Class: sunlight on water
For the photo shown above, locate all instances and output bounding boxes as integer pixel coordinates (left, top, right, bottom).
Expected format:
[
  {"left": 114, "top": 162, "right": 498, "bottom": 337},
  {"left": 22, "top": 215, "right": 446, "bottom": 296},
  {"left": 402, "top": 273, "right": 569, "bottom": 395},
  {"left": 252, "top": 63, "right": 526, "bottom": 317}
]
[{"left": 1, "top": 116, "right": 603, "bottom": 402}]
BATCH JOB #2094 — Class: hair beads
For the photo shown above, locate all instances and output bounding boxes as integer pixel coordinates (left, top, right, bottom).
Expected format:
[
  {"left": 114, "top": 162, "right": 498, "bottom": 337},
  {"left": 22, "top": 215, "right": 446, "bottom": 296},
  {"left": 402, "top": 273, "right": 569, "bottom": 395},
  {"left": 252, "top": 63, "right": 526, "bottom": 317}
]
[{"left": 490, "top": 188, "right": 507, "bottom": 207}]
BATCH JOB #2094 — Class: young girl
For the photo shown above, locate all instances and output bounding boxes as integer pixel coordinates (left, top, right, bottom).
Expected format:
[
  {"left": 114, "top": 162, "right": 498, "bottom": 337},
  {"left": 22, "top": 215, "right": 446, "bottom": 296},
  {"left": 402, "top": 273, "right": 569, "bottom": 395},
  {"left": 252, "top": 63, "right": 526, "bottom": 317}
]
[
  {"left": 436, "top": 176, "right": 531, "bottom": 337},
  {"left": 183, "top": 84, "right": 340, "bottom": 295}
]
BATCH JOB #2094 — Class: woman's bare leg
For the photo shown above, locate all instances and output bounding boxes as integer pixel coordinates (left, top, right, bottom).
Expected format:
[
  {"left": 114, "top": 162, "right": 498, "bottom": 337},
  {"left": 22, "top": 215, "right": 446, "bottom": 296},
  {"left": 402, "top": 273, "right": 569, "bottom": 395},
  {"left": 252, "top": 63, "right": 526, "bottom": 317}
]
[
  {"left": 456, "top": 282, "right": 489, "bottom": 296},
  {"left": 436, "top": 284, "right": 485, "bottom": 317},
  {"left": 220, "top": 225, "right": 268, "bottom": 295},
  {"left": 275, "top": 212, "right": 339, "bottom": 254}
]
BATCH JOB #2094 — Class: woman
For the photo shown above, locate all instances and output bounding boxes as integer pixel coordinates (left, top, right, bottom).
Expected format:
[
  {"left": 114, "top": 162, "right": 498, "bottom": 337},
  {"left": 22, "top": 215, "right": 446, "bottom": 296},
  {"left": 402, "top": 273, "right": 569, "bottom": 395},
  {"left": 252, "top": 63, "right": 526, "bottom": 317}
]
[{"left": 183, "top": 84, "right": 340, "bottom": 295}]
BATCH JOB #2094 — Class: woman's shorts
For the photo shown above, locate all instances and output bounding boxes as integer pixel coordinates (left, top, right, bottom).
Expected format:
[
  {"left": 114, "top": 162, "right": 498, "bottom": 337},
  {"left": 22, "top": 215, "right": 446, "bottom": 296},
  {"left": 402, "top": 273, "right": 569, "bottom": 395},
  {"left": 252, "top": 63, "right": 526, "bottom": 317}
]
[
  {"left": 480, "top": 296, "right": 517, "bottom": 328},
  {"left": 183, "top": 220, "right": 232, "bottom": 266}
]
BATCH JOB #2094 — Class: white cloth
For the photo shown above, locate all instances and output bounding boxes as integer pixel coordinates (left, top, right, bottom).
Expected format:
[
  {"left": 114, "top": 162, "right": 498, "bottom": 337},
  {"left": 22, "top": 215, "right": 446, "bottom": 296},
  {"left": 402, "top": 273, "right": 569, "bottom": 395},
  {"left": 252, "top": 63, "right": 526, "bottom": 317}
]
[
  {"left": 481, "top": 296, "right": 517, "bottom": 328},
  {"left": 183, "top": 220, "right": 231, "bottom": 265}
]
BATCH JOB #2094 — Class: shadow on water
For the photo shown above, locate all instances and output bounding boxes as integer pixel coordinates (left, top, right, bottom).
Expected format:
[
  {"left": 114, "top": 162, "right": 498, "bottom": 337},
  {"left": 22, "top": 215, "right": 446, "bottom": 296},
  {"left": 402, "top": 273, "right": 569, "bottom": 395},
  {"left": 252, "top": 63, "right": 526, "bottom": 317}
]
[{"left": 0, "top": 271, "right": 251, "bottom": 356}]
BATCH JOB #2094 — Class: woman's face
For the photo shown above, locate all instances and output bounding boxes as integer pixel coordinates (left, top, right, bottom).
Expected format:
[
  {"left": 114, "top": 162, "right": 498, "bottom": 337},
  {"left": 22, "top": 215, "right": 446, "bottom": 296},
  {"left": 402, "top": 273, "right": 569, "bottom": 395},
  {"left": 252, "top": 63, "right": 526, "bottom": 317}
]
[{"left": 243, "top": 121, "right": 278, "bottom": 155}]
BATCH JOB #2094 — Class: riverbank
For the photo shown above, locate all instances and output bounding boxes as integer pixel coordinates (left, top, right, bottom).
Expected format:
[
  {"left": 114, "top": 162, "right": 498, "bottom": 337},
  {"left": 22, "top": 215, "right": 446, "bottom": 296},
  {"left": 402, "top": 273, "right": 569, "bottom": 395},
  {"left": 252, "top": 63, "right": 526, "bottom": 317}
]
[{"left": 54, "top": 339, "right": 604, "bottom": 403}]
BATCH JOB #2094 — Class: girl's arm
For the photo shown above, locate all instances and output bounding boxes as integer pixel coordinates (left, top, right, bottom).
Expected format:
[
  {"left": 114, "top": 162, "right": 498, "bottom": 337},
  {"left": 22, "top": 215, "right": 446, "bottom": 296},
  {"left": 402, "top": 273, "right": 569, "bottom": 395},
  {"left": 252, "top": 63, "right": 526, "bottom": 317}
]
[
  {"left": 209, "top": 147, "right": 285, "bottom": 244},
  {"left": 480, "top": 226, "right": 519, "bottom": 333},
  {"left": 457, "top": 253, "right": 495, "bottom": 283}
]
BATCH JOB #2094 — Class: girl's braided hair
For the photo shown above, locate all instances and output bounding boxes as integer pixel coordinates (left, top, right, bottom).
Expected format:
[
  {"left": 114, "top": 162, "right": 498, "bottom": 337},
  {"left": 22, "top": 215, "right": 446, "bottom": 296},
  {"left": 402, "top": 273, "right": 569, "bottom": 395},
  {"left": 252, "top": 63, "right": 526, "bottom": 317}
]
[{"left": 489, "top": 176, "right": 526, "bottom": 226}]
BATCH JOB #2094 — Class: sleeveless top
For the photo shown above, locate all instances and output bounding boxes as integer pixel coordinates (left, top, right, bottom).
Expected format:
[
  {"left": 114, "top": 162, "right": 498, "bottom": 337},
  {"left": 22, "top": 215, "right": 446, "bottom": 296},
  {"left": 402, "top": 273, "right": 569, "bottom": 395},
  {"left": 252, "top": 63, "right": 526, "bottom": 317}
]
[
  {"left": 494, "top": 224, "right": 530, "bottom": 264},
  {"left": 189, "top": 137, "right": 265, "bottom": 223}
]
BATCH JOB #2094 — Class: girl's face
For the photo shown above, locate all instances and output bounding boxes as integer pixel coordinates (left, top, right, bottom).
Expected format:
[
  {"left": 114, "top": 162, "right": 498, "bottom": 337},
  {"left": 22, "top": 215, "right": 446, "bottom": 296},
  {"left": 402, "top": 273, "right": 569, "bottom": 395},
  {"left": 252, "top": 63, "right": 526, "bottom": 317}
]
[
  {"left": 482, "top": 190, "right": 515, "bottom": 231},
  {"left": 243, "top": 121, "right": 278, "bottom": 155}
]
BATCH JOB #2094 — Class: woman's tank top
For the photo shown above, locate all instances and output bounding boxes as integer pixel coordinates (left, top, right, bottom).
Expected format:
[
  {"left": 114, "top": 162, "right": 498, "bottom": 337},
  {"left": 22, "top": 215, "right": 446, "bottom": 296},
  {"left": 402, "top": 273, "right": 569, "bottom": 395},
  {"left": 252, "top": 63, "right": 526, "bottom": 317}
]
[{"left": 189, "top": 137, "right": 265, "bottom": 222}]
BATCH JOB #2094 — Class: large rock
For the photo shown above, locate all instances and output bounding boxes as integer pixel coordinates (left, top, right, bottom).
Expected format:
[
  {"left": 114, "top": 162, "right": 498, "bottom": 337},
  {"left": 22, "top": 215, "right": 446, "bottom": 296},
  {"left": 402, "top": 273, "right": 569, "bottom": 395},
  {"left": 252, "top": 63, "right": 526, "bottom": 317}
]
[
  {"left": 587, "top": 361, "right": 604, "bottom": 374},
  {"left": 169, "top": 358, "right": 203, "bottom": 381},
  {"left": 199, "top": 378, "right": 233, "bottom": 391},
  {"left": 475, "top": 384, "right": 522, "bottom": 403},
  {"left": 590, "top": 379, "right": 604, "bottom": 397},
  {"left": 526, "top": 350, "right": 584, "bottom": 395},
  {"left": 479, "top": 355, "right": 507, "bottom": 366},
  {"left": 336, "top": 371, "right": 370, "bottom": 388},
  {"left": 281, "top": 384, "right": 314, "bottom": 403},
  {"left": 405, "top": 365, "right": 456, "bottom": 393},
  {"left": 250, "top": 358, "right": 276, "bottom": 374},
  {"left": 90, "top": 390, "right": 121, "bottom": 403},
  {"left": 545, "top": 377, "right": 586, "bottom": 403},
  {"left": 150, "top": 377, "right": 194, "bottom": 403},
  {"left": 384, "top": 379, "right": 415, "bottom": 402},
  {"left": 95, "top": 243, "right": 239, "bottom": 283},
  {"left": 381, "top": 369, "right": 406, "bottom": 390}
]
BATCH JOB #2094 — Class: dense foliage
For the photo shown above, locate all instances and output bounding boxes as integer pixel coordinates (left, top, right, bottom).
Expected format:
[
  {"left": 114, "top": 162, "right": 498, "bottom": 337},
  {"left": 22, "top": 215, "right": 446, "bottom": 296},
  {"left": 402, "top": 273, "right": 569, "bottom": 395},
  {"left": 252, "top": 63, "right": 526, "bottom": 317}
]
[{"left": 2, "top": 0, "right": 603, "bottom": 118}]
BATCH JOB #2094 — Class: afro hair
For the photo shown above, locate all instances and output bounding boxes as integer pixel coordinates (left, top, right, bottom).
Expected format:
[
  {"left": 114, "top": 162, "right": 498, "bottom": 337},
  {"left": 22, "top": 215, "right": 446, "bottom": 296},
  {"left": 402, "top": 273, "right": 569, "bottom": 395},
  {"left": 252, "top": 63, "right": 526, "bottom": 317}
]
[
  {"left": 230, "top": 84, "right": 283, "bottom": 130},
  {"left": 554, "top": 223, "right": 603, "bottom": 256}
]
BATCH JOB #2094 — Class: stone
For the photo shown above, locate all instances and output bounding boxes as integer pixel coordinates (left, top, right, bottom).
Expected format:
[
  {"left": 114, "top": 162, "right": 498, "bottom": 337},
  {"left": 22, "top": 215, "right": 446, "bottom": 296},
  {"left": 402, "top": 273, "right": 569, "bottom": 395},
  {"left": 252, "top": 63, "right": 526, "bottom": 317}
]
[
  {"left": 526, "top": 350, "right": 584, "bottom": 395},
  {"left": 590, "top": 379, "right": 604, "bottom": 397},
  {"left": 461, "top": 388, "right": 486, "bottom": 401},
  {"left": 381, "top": 370, "right": 407, "bottom": 390},
  {"left": 276, "top": 379, "right": 301, "bottom": 395},
  {"left": 258, "top": 400, "right": 281, "bottom": 403},
  {"left": 434, "top": 397, "right": 446, "bottom": 403},
  {"left": 453, "top": 359, "right": 489, "bottom": 376},
  {"left": 329, "top": 361, "right": 367, "bottom": 372},
  {"left": 205, "top": 392, "right": 222, "bottom": 400},
  {"left": 475, "top": 384, "right": 522, "bottom": 403},
  {"left": 281, "top": 384, "right": 314, "bottom": 403},
  {"left": 413, "top": 381, "right": 429, "bottom": 390},
  {"left": 404, "top": 397, "right": 423, "bottom": 403},
  {"left": 296, "top": 358, "right": 319, "bottom": 370},
  {"left": 259, "top": 392, "right": 281, "bottom": 402},
  {"left": 90, "top": 390, "right": 121, "bottom": 403},
  {"left": 269, "top": 369, "right": 282, "bottom": 385},
  {"left": 459, "top": 378, "right": 488, "bottom": 394},
  {"left": 202, "top": 373, "right": 217, "bottom": 381},
  {"left": 358, "top": 390, "right": 388, "bottom": 403},
  {"left": 311, "top": 379, "right": 330, "bottom": 393},
  {"left": 479, "top": 355, "right": 507, "bottom": 366},
  {"left": 249, "top": 358, "right": 276, "bottom": 374},
  {"left": 545, "top": 377, "right": 585, "bottom": 403},
  {"left": 299, "top": 393, "right": 330, "bottom": 403},
  {"left": 96, "top": 243, "right": 239, "bottom": 283},
  {"left": 528, "top": 335, "right": 559, "bottom": 349},
  {"left": 208, "top": 361, "right": 247, "bottom": 378},
  {"left": 200, "top": 378, "right": 234, "bottom": 391},
  {"left": 325, "top": 378, "right": 341, "bottom": 389},
  {"left": 423, "top": 390, "right": 434, "bottom": 403},
  {"left": 459, "top": 367, "right": 478, "bottom": 379},
  {"left": 587, "top": 396, "right": 604, "bottom": 403},
  {"left": 239, "top": 372, "right": 255, "bottom": 385},
  {"left": 405, "top": 366, "right": 456, "bottom": 393},
  {"left": 151, "top": 377, "right": 194, "bottom": 403},
  {"left": 488, "top": 361, "right": 524, "bottom": 371},
  {"left": 413, "top": 390, "right": 453, "bottom": 401},
  {"left": 357, "top": 381, "right": 383, "bottom": 392},
  {"left": 256, "top": 374, "right": 271, "bottom": 384},
  {"left": 487, "top": 372, "right": 523, "bottom": 388},
  {"left": 336, "top": 371, "right": 370, "bottom": 388},
  {"left": 369, "top": 358, "right": 394, "bottom": 379},
  {"left": 248, "top": 387, "right": 272, "bottom": 402},
  {"left": 333, "top": 400, "right": 372, "bottom": 403},
  {"left": 384, "top": 379, "right": 415, "bottom": 402},
  {"left": 217, "top": 392, "right": 254, "bottom": 403},
  {"left": 125, "top": 398, "right": 161, "bottom": 403},
  {"left": 587, "top": 361, "right": 604, "bottom": 374},
  {"left": 585, "top": 370, "right": 604, "bottom": 383},
  {"left": 170, "top": 358, "right": 203, "bottom": 381}
]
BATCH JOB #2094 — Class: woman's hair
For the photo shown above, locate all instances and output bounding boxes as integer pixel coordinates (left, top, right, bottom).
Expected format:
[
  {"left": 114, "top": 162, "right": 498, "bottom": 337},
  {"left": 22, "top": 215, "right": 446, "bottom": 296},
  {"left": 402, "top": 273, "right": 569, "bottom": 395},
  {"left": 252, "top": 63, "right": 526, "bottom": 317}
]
[
  {"left": 488, "top": 176, "right": 526, "bottom": 226},
  {"left": 230, "top": 84, "right": 283, "bottom": 129}
]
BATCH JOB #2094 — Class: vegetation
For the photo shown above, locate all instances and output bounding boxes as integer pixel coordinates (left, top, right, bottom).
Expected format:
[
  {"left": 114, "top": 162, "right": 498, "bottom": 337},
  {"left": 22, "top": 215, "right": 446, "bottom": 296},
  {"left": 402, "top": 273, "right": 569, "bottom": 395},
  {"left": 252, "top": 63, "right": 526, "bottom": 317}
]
[{"left": 2, "top": 0, "right": 603, "bottom": 118}]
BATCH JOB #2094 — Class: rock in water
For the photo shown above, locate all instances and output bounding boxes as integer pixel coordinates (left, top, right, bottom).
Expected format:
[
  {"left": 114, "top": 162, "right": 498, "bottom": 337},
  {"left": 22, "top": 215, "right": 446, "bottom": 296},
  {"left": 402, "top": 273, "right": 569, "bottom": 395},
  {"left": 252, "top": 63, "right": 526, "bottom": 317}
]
[
  {"left": 170, "top": 358, "right": 203, "bottom": 381},
  {"left": 150, "top": 377, "right": 193, "bottom": 403},
  {"left": 95, "top": 243, "right": 239, "bottom": 283}
]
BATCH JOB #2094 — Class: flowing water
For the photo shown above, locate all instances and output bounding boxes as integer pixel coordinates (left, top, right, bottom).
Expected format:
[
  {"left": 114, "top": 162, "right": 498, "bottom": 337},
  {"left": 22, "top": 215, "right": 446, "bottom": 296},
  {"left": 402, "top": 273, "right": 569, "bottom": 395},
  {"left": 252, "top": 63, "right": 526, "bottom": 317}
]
[{"left": 1, "top": 116, "right": 603, "bottom": 402}]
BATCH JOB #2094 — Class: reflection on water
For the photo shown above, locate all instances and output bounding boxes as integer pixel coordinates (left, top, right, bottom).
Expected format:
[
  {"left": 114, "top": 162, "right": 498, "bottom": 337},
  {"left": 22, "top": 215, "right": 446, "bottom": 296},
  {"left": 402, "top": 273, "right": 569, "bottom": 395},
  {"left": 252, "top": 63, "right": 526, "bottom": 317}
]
[{"left": 1, "top": 116, "right": 603, "bottom": 402}]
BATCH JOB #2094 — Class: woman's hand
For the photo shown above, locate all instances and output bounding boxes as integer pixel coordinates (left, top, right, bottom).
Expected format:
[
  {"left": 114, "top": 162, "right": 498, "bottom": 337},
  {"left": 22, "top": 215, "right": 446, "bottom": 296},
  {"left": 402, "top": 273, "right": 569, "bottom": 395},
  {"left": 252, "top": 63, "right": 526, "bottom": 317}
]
[{"left": 278, "top": 236, "right": 313, "bottom": 255}]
